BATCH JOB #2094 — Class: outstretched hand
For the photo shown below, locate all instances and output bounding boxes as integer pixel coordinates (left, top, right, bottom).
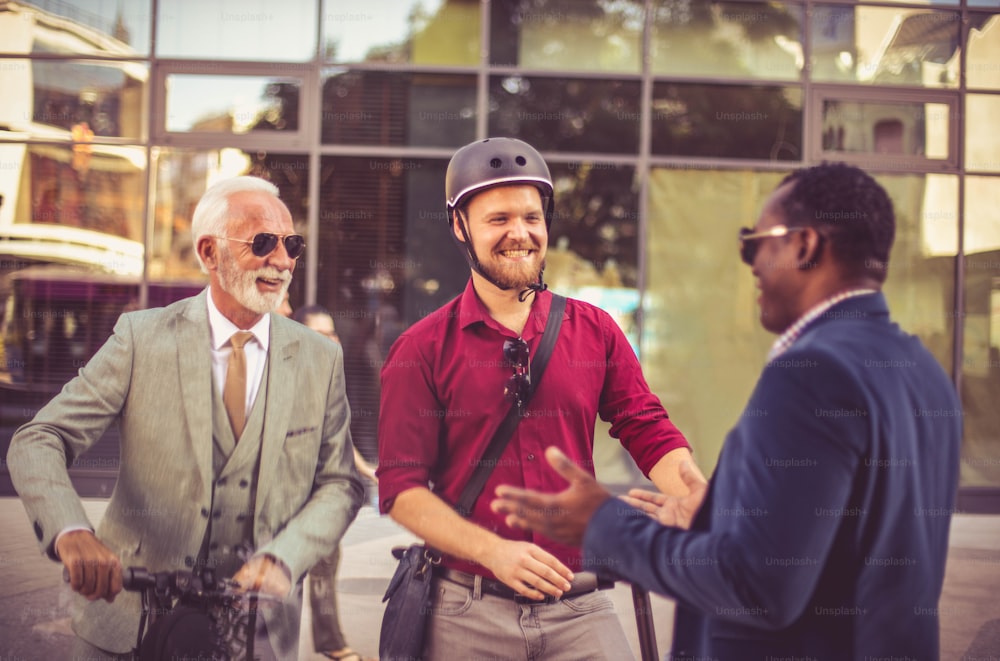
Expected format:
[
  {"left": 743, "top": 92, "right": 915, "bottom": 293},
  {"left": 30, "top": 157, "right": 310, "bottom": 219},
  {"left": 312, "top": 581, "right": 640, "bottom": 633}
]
[
  {"left": 491, "top": 446, "right": 612, "bottom": 547},
  {"left": 620, "top": 460, "right": 707, "bottom": 530}
]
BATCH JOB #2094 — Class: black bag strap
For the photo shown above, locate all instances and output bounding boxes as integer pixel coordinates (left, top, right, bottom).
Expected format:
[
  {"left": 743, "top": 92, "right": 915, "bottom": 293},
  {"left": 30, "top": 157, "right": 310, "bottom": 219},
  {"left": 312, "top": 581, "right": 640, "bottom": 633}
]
[{"left": 454, "top": 294, "right": 567, "bottom": 517}]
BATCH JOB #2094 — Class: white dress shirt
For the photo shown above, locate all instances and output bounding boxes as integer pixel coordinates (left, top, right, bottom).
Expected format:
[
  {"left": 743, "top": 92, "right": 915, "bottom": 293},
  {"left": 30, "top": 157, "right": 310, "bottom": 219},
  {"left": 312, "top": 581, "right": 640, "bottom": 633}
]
[{"left": 206, "top": 287, "right": 271, "bottom": 419}]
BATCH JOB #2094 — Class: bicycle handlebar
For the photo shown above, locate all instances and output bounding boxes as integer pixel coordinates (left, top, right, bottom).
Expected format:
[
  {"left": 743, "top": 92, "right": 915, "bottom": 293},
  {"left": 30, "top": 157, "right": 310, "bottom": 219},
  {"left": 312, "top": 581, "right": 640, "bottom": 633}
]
[
  {"left": 121, "top": 566, "right": 239, "bottom": 599},
  {"left": 62, "top": 565, "right": 283, "bottom": 605},
  {"left": 63, "top": 565, "right": 239, "bottom": 600}
]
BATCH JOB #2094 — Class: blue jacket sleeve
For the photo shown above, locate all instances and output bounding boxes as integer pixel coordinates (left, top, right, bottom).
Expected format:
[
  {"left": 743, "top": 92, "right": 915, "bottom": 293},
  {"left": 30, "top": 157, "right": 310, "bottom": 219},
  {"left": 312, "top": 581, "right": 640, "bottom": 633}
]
[{"left": 583, "top": 347, "right": 870, "bottom": 629}]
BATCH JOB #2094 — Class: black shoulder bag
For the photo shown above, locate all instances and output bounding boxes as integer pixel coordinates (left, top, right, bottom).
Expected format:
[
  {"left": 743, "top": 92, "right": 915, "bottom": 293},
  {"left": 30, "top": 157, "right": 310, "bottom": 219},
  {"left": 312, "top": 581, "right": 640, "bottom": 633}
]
[{"left": 378, "top": 294, "right": 567, "bottom": 661}]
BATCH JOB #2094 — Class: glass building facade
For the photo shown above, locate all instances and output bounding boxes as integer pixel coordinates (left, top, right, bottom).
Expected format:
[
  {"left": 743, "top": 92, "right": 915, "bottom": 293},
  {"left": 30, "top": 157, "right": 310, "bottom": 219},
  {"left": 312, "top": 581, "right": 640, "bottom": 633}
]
[{"left": 0, "top": 0, "right": 998, "bottom": 508}]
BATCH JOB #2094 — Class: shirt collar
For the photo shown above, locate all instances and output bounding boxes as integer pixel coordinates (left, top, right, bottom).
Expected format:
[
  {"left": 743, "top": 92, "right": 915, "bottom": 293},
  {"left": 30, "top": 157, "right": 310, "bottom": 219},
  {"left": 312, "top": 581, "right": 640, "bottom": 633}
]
[
  {"left": 457, "top": 279, "right": 491, "bottom": 330},
  {"left": 205, "top": 286, "right": 271, "bottom": 351},
  {"left": 767, "top": 288, "right": 877, "bottom": 361},
  {"left": 457, "top": 279, "right": 551, "bottom": 338}
]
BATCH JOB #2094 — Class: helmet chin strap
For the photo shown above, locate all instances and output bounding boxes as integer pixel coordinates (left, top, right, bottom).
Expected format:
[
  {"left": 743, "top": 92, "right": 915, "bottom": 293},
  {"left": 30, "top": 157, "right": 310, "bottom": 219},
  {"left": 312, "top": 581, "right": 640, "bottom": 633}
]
[
  {"left": 453, "top": 209, "right": 546, "bottom": 299},
  {"left": 518, "top": 276, "right": 547, "bottom": 302}
]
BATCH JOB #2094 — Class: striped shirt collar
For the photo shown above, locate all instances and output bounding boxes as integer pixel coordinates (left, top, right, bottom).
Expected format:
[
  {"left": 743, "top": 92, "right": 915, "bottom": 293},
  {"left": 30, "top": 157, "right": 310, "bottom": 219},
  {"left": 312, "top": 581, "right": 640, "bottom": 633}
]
[{"left": 767, "top": 288, "right": 877, "bottom": 361}]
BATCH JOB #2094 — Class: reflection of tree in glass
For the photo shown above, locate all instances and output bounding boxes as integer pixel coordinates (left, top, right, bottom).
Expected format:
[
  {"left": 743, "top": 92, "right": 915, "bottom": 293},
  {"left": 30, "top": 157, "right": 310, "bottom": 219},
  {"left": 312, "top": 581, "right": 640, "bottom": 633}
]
[
  {"left": 319, "top": 71, "right": 408, "bottom": 145},
  {"left": 490, "top": 0, "right": 644, "bottom": 65},
  {"left": 323, "top": 3, "right": 436, "bottom": 63},
  {"left": 547, "top": 163, "right": 639, "bottom": 289},
  {"left": 248, "top": 82, "right": 299, "bottom": 132},
  {"left": 649, "top": 2, "right": 803, "bottom": 160},
  {"left": 652, "top": 83, "right": 802, "bottom": 160},
  {"left": 651, "top": 1, "right": 800, "bottom": 71},
  {"left": 490, "top": 76, "right": 641, "bottom": 154}
]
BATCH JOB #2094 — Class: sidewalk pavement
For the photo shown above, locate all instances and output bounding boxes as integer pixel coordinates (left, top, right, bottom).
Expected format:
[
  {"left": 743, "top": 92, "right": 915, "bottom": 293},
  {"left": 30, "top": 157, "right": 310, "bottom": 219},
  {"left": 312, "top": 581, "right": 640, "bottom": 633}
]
[{"left": 0, "top": 497, "right": 997, "bottom": 660}]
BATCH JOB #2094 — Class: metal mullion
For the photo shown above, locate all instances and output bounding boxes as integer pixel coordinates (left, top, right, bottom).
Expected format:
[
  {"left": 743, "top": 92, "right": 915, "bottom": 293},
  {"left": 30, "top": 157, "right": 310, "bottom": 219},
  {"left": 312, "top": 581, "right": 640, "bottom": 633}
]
[
  {"left": 801, "top": 0, "right": 814, "bottom": 164},
  {"left": 140, "top": 0, "right": 161, "bottom": 310},
  {"left": 477, "top": 0, "right": 490, "bottom": 139},
  {"left": 304, "top": 0, "right": 322, "bottom": 307},
  {"left": 533, "top": 151, "right": 641, "bottom": 166},
  {"left": 646, "top": 156, "right": 798, "bottom": 172},
  {"left": 153, "top": 59, "right": 314, "bottom": 74},
  {"left": 0, "top": 52, "right": 147, "bottom": 63},
  {"left": 312, "top": 144, "right": 456, "bottom": 160},
  {"left": 154, "top": 132, "right": 311, "bottom": 151},
  {"left": 637, "top": 0, "right": 654, "bottom": 359},
  {"left": 953, "top": 0, "right": 969, "bottom": 393},
  {"left": 320, "top": 61, "right": 480, "bottom": 76},
  {"left": 487, "top": 65, "right": 643, "bottom": 82}
]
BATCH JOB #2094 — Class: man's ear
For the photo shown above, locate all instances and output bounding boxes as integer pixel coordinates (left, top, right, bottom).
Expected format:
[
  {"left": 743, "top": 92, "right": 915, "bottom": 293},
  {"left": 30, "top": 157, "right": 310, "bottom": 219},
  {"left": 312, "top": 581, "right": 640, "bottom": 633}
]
[
  {"left": 451, "top": 210, "right": 468, "bottom": 244},
  {"left": 197, "top": 236, "right": 219, "bottom": 270},
  {"left": 797, "top": 227, "right": 824, "bottom": 270}
]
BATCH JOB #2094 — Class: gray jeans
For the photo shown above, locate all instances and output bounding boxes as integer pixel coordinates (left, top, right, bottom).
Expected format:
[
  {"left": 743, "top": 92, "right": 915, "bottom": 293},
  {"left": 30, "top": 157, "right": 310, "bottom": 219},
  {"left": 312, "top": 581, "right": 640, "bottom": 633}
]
[{"left": 423, "top": 575, "right": 635, "bottom": 661}]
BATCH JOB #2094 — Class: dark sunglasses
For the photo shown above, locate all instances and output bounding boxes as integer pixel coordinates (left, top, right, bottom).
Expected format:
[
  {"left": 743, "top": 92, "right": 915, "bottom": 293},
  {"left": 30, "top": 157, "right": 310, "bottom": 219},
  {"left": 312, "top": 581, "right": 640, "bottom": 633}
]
[
  {"left": 220, "top": 233, "right": 306, "bottom": 259},
  {"left": 738, "top": 225, "right": 806, "bottom": 266},
  {"left": 503, "top": 338, "right": 531, "bottom": 407}
]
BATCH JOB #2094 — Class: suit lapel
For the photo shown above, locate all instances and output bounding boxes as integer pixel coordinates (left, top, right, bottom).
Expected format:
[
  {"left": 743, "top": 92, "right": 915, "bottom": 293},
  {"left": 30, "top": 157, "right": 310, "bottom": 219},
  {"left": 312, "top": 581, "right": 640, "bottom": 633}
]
[
  {"left": 176, "top": 290, "right": 215, "bottom": 494},
  {"left": 256, "top": 316, "right": 298, "bottom": 515}
]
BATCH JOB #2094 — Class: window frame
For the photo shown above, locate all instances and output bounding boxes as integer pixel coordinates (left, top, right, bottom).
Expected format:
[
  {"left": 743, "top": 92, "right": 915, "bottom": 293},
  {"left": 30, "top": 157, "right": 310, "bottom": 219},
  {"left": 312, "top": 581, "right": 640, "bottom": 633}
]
[
  {"left": 807, "top": 84, "right": 960, "bottom": 173},
  {"left": 149, "top": 61, "right": 320, "bottom": 150}
]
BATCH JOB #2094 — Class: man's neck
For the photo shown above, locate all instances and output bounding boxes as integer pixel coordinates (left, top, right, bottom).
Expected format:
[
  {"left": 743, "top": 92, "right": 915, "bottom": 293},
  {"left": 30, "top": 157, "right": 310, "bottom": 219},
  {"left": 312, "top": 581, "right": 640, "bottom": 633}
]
[
  {"left": 470, "top": 271, "right": 536, "bottom": 336},
  {"left": 208, "top": 285, "right": 267, "bottom": 330}
]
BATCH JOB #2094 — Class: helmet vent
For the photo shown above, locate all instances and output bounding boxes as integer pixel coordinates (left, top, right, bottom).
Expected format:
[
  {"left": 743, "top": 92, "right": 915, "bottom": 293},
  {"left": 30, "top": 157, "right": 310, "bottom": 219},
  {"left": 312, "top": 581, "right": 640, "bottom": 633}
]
[
  {"left": 490, "top": 158, "right": 503, "bottom": 168},
  {"left": 515, "top": 156, "right": 527, "bottom": 166}
]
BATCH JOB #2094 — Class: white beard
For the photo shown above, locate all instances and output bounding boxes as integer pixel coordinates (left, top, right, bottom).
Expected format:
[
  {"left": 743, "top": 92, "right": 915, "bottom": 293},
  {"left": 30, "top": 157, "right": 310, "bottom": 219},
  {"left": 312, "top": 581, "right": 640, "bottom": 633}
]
[{"left": 217, "top": 248, "right": 291, "bottom": 314}]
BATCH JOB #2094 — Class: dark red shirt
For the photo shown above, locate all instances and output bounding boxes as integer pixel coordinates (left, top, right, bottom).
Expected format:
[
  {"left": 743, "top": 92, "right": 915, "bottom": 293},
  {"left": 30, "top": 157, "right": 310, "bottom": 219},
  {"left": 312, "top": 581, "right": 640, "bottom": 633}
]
[{"left": 377, "top": 281, "right": 690, "bottom": 576}]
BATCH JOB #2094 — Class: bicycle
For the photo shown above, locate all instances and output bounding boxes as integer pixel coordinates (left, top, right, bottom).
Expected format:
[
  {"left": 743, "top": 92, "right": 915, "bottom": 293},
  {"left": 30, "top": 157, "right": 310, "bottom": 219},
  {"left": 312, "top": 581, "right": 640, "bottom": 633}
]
[{"left": 66, "top": 565, "right": 277, "bottom": 660}]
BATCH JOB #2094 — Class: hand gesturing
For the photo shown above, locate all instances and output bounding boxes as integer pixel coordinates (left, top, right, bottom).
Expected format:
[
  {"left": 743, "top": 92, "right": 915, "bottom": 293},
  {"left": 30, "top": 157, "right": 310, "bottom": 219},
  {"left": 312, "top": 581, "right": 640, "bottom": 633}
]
[{"left": 619, "top": 460, "right": 707, "bottom": 530}]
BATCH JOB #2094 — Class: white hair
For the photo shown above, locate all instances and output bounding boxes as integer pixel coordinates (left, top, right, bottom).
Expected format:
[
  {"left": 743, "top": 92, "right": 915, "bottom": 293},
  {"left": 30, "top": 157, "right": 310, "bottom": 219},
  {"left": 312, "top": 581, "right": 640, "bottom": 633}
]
[{"left": 191, "top": 176, "right": 280, "bottom": 272}]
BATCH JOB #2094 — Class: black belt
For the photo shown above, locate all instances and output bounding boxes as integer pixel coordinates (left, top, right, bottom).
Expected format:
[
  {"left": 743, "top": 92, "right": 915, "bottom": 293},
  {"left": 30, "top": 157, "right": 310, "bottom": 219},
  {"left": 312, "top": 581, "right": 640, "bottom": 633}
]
[{"left": 434, "top": 566, "right": 614, "bottom": 604}]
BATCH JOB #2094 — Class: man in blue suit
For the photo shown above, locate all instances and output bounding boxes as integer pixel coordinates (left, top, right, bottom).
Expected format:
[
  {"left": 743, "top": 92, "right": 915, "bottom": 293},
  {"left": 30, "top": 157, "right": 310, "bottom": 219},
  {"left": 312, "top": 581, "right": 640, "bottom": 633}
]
[{"left": 492, "top": 163, "right": 962, "bottom": 660}]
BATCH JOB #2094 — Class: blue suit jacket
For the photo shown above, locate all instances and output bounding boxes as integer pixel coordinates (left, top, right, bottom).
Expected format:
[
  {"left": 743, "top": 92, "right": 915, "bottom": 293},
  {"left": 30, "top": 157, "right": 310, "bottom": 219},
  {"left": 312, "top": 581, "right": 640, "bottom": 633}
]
[{"left": 585, "top": 293, "right": 961, "bottom": 660}]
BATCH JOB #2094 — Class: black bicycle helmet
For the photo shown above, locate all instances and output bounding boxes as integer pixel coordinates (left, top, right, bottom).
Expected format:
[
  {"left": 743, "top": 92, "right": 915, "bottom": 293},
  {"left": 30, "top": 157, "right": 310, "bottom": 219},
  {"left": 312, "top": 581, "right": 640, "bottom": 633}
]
[
  {"left": 446, "top": 137, "right": 555, "bottom": 227},
  {"left": 445, "top": 138, "right": 554, "bottom": 296}
]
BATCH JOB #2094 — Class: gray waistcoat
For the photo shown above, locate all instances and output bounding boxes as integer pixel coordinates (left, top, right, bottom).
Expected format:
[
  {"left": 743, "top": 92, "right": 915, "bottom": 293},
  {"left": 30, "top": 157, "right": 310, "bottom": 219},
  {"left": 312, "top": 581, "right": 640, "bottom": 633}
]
[{"left": 199, "top": 357, "right": 269, "bottom": 577}]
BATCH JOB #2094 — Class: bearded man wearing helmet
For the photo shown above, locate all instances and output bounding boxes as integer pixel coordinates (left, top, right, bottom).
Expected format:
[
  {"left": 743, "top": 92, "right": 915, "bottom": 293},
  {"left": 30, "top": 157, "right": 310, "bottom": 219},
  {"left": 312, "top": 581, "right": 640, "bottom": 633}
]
[{"left": 376, "top": 138, "right": 705, "bottom": 660}]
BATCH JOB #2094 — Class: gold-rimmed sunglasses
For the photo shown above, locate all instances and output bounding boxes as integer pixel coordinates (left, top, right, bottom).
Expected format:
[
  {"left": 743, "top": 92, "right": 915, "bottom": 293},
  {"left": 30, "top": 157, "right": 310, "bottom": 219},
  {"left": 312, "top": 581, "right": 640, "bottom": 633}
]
[{"left": 738, "top": 225, "right": 807, "bottom": 266}]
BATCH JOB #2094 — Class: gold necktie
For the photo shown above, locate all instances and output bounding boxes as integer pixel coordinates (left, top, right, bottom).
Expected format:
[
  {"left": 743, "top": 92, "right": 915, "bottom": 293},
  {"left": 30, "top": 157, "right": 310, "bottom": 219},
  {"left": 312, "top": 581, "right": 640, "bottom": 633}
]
[{"left": 223, "top": 331, "right": 254, "bottom": 439}]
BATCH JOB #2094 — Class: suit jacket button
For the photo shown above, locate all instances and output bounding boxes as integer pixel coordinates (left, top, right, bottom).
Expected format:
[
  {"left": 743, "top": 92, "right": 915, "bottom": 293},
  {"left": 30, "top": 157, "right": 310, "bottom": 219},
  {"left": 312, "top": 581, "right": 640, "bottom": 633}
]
[
  {"left": 239, "top": 479, "right": 249, "bottom": 488},
  {"left": 184, "top": 556, "right": 194, "bottom": 567},
  {"left": 200, "top": 508, "right": 209, "bottom": 518}
]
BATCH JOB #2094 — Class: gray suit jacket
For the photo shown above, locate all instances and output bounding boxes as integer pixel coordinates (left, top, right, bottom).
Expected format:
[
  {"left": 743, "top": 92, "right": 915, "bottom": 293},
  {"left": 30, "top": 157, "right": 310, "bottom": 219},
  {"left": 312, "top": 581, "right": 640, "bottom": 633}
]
[{"left": 7, "top": 289, "right": 365, "bottom": 654}]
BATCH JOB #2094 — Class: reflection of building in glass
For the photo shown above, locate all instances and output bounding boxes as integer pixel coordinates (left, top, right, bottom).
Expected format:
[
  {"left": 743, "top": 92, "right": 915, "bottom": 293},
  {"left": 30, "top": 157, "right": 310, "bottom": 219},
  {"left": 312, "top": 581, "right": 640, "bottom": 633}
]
[
  {"left": 0, "top": 0, "right": 997, "bottom": 504},
  {"left": 0, "top": 1, "right": 147, "bottom": 243}
]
